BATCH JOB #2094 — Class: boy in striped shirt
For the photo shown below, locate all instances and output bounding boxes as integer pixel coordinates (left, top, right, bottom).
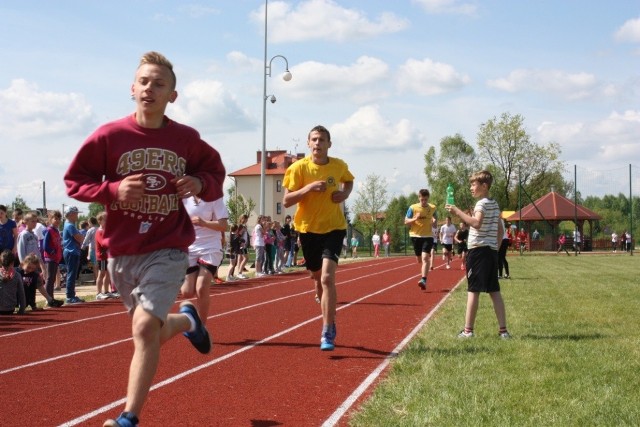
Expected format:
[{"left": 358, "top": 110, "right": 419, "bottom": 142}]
[{"left": 446, "top": 170, "right": 510, "bottom": 339}]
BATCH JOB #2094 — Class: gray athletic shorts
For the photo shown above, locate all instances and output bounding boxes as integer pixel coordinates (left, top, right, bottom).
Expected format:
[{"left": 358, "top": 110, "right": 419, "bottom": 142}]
[{"left": 108, "top": 248, "right": 188, "bottom": 323}]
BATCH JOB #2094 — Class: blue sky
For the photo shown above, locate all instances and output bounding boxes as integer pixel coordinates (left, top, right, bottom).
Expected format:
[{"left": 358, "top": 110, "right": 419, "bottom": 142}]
[{"left": 1, "top": 0, "right": 638, "bottom": 212}]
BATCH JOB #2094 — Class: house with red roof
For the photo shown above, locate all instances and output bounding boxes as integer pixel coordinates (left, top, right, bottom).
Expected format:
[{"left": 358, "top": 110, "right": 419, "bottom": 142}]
[{"left": 228, "top": 150, "right": 305, "bottom": 223}]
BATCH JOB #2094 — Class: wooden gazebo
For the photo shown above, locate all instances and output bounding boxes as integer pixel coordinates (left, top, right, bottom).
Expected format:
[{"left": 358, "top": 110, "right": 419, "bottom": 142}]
[{"left": 506, "top": 190, "right": 601, "bottom": 251}]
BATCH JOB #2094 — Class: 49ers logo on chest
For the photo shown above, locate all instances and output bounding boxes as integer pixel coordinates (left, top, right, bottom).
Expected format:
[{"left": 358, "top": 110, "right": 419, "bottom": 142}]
[{"left": 144, "top": 174, "right": 167, "bottom": 191}]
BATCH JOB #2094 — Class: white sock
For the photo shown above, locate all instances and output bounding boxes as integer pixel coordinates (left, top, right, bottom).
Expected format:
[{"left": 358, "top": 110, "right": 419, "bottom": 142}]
[{"left": 183, "top": 312, "right": 197, "bottom": 333}]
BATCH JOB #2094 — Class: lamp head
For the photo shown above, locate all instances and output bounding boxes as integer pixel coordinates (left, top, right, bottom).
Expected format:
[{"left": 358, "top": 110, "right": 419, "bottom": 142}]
[{"left": 282, "top": 70, "right": 292, "bottom": 82}]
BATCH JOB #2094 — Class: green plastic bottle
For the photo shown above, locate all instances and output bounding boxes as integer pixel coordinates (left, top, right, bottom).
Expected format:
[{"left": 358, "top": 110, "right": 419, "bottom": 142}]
[{"left": 446, "top": 183, "right": 455, "bottom": 205}]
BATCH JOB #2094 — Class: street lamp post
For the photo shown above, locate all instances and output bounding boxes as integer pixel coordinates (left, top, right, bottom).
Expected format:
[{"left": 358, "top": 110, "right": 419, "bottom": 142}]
[{"left": 260, "top": 0, "right": 292, "bottom": 216}]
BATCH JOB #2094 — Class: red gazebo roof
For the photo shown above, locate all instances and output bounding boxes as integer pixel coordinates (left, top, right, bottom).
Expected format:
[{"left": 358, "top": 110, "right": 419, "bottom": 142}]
[{"left": 506, "top": 191, "right": 601, "bottom": 222}]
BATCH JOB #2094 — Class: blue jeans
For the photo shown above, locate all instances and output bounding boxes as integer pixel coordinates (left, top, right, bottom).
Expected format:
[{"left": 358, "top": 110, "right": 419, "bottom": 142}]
[{"left": 63, "top": 250, "right": 81, "bottom": 299}]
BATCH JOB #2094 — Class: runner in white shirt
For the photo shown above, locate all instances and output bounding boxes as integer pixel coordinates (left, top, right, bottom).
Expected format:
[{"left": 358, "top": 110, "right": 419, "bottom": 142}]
[
  {"left": 430, "top": 223, "right": 439, "bottom": 271},
  {"left": 181, "top": 196, "right": 228, "bottom": 321},
  {"left": 439, "top": 216, "right": 457, "bottom": 269}
]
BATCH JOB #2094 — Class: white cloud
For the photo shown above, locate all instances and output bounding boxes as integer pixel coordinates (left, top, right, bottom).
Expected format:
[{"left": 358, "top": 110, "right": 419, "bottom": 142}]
[
  {"left": 614, "top": 16, "right": 640, "bottom": 43},
  {"left": 486, "top": 69, "right": 611, "bottom": 100},
  {"left": 179, "top": 4, "right": 220, "bottom": 18},
  {"left": 0, "top": 79, "right": 94, "bottom": 140},
  {"left": 285, "top": 56, "right": 390, "bottom": 103},
  {"left": 226, "top": 51, "right": 262, "bottom": 71},
  {"left": 535, "top": 110, "right": 640, "bottom": 165},
  {"left": 396, "top": 58, "right": 471, "bottom": 95},
  {"left": 251, "top": 0, "right": 409, "bottom": 43},
  {"left": 412, "top": 0, "right": 477, "bottom": 15},
  {"left": 330, "top": 105, "right": 425, "bottom": 153},
  {"left": 170, "top": 79, "right": 255, "bottom": 133}
]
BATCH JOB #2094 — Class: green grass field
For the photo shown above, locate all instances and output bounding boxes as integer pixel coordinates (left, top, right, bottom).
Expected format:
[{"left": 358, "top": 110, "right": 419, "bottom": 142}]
[{"left": 349, "top": 254, "right": 640, "bottom": 427}]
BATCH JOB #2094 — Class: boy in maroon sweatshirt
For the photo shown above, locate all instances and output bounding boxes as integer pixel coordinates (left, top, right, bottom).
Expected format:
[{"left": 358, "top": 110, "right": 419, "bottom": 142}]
[{"left": 64, "top": 52, "right": 225, "bottom": 427}]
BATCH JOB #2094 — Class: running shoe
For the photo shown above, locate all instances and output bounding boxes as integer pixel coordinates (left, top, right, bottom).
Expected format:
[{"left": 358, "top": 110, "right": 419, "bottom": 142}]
[
  {"left": 237, "top": 273, "right": 247, "bottom": 279},
  {"left": 499, "top": 331, "right": 512, "bottom": 339},
  {"left": 320, "top": 330, "right": 335, "bottom": 351},
  {"left": 46, "top": 299, "right": 64, "bottom": 308},
  {"left": 418, "top": 278, "right": 427, "bottom": 290},
  {"left": 457, "top": 330, "right": 474, "bottom": 338},
  {"left": 103, "top": 412, "right": 139, "bottom": 427},
  {"left": 96, "top": 293, "right": 109, "bottom": 301},
  {"left": 179, "top": 302, "right": 212, "bottom": 354},
  {"left": 314, "top": 294, "right": 320, "bottom": 304},
  {"left": 226, "top": 275, "right": 237, "bottom": 281},
  {"left": 65, "top": 296, "right": 85, "bottom": 304}
]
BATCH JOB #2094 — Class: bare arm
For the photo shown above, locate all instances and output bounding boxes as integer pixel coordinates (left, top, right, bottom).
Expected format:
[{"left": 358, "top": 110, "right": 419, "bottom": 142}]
[
  {"left": 446, "top": 205, "right": 483, "bottom": 230},
  {"left": 191, "top": 216, "right": 228, "bottom": 232},
  {"left": 283, "top": 180, "right": 352, "bottom": 208}
]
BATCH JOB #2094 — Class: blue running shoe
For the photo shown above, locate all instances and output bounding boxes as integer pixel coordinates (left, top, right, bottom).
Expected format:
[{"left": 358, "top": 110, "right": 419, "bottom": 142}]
[
  {"left": 320, "top": 335, "right": 335, "bottom": 351},
  {"left": 179, "top": 302, "right": 212, "bottom": 354},
  {"left": 320, "top": 326, "right": 335, "bottom": 351},
  {"left": 103, "top": 412, "right": 139, "bottom": 427}
]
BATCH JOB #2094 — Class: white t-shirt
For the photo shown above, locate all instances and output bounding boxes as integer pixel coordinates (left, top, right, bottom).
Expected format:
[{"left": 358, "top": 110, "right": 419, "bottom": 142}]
[
  {"left": 183, "top": 197, "right": 228, "bottom": 252},
  {"left": 573, "top": 230, "right": 581, "bottom": 243},
  {"left": 33, "top": 222, "right": 47, "bottom": 240},
  {"left": 253, "top": 223, "right": 265, "bottom": 247},
  {"left": 439, "top": 223, "right": 457, "bottom": 245},
  {"left": 372, "top": 234, "right": 380, "bottom": 245}
]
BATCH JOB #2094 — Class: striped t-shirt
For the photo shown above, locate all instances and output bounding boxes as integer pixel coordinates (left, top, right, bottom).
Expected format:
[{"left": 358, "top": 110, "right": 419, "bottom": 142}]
[{"left": 468, "top": 197, "right": 500, "bottom": 250}]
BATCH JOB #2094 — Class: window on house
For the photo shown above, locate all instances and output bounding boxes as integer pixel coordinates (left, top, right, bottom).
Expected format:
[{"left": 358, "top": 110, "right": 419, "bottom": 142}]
[
  {"left": 276, "top": 180, "right": 282, "bottom": 192},
  {"left": 276, "top": 202, "right": 282, "bottom": 214}
]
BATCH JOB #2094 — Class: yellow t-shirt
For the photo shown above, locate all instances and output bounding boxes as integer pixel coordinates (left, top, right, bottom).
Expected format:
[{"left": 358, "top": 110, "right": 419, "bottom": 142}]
[
  {"left": 283, "top": 156, "right": 354, "bottom": 234},
  {"left": 406, "top": 202, "right": 436, "bottom": 237}
]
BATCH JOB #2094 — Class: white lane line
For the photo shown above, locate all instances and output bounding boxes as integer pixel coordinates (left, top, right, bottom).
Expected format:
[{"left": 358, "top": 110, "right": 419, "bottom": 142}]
[
  {"left": 0, "top": 338, "right": 132, "bottom": 375},
  {"left": 3, "top": 263, "right": 413, "bottom": 375},
  {"left": 320, "top": 277, "right": 465, "bottom": 427},
  {"left": 59, "top": 268, "right": 419, "bottom": 427},
  {"left": 0, "top": 259, "right": 404, "bottom": 339}
]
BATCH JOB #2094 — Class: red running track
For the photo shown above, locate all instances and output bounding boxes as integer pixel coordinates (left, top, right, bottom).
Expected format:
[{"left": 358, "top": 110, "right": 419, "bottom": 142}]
[{"left": 0, "top": 256, "right": 465, "bottom": 426}]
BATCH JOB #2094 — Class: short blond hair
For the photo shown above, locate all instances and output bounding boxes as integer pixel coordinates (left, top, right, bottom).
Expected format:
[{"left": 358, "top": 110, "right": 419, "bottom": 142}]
[
  {"left": 469, "top": 170, "right": 493, "bottom": 188},
  {"left": 21, "top": 253, "right": 40, "bottom": 267},
  {"left": 97, "top": 211, "right": 107, "bottom": 222},
  {"left": 138, "top": 51, "right": 176, "bottom": 89}
]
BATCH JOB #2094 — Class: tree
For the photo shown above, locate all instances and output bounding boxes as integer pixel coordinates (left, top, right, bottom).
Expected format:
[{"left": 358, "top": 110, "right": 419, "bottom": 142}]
[
  {"left": 351, "top": 174, "right": 389, "bottom": 236},
  {"left": 381, "top": 193, "right": 417, "bottom": 252},
  {"left": 87, "top": 202, "right": 105, "bottom": 218},
  {"left": 9, "top": 195, "right": 30, "bottom": 213},
  {"left": 225, "top": 186, "right": 256, "bottom": 225},
  {"left": 424, "top": 133, "right": 479, "bottom": 215},
  {"left": 476, "top": 112, "right": 564, "bottom": 208},
  {"left": 511, "top": 170, "right": 573, "bottom": 212}
]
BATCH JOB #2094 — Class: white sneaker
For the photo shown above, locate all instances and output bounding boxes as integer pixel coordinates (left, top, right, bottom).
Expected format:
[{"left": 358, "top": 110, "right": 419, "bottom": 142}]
[
  {"left": 226, "top": 275, "right": 236, "bottom": 281},
  {"left": 458, "top": 330, "right": 474, "bottom": 338},
  {"left": 237, "top": 273, "right": 247, "bottom": 279},
  {"left": 96, "top": 293, "right": 109, "bottom": 301}
]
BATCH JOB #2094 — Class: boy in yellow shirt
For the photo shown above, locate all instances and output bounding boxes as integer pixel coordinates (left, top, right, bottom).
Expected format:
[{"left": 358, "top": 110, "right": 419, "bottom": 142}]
[{"left": 283, "top": 125, "right": 354, "bottom": 351}]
